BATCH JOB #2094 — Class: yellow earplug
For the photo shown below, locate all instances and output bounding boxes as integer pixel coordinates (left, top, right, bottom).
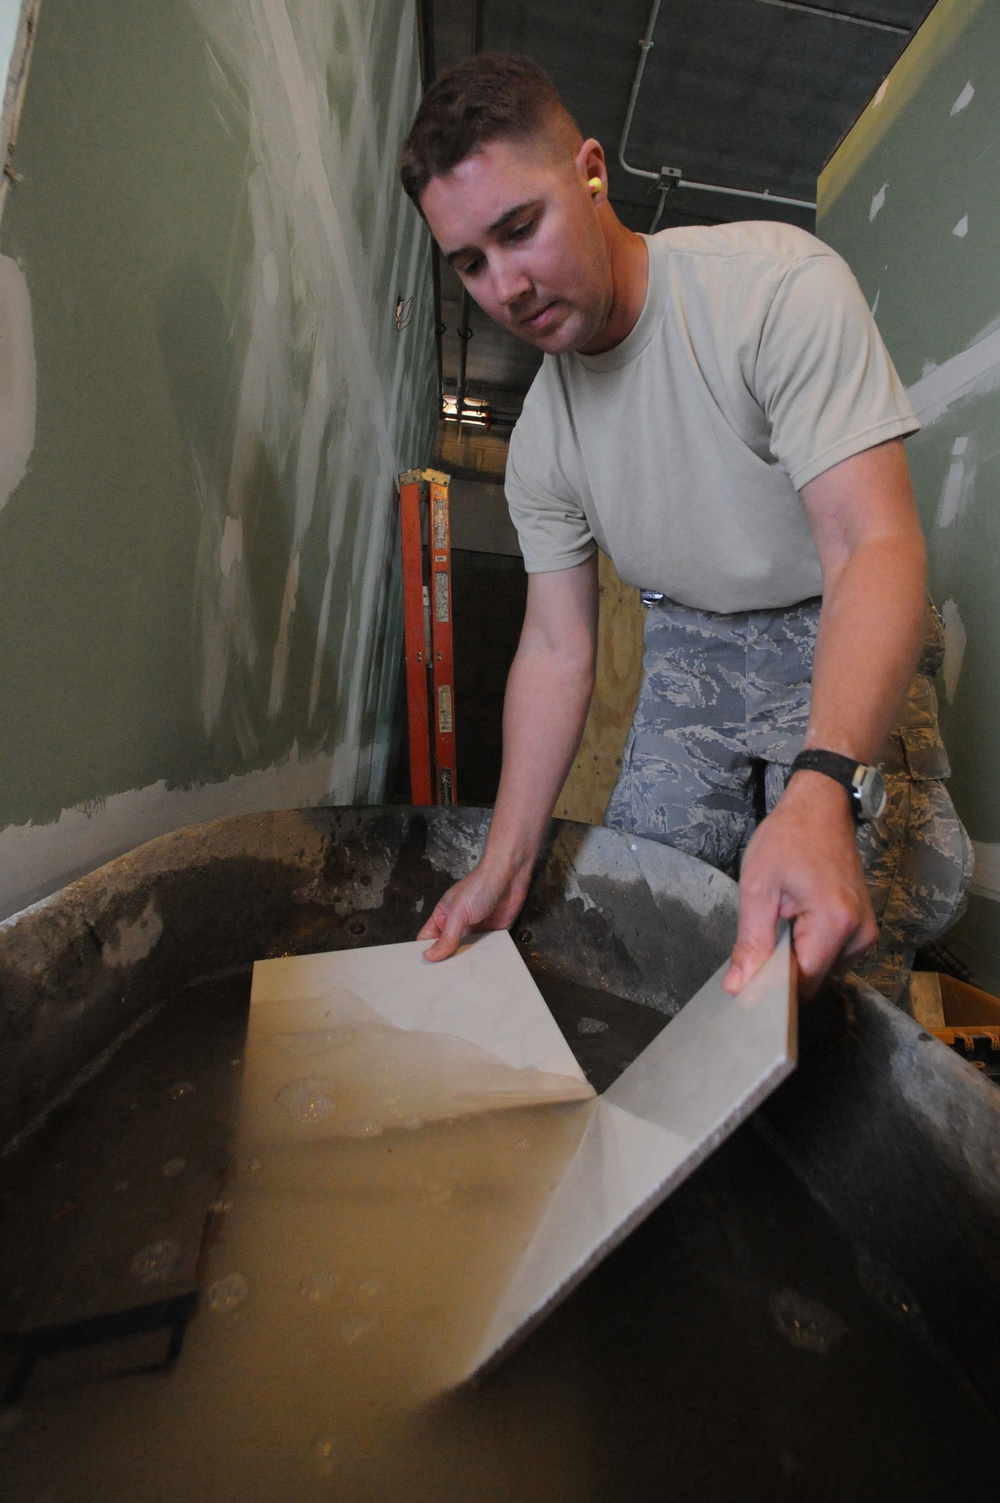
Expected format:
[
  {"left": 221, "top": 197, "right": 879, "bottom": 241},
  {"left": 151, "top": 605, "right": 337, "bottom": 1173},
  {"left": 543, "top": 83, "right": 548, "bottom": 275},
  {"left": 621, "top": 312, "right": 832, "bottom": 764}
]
[{"left": 588, "top": 177, "right": 602, "bottom": 195}]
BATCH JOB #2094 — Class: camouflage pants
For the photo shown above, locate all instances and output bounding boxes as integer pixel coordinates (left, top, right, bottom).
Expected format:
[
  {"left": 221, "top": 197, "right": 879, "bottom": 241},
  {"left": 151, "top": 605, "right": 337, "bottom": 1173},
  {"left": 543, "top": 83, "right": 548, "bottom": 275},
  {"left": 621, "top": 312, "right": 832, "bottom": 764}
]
[{"left": 605, "top": 596, "right": 974, "bottom": 1003}]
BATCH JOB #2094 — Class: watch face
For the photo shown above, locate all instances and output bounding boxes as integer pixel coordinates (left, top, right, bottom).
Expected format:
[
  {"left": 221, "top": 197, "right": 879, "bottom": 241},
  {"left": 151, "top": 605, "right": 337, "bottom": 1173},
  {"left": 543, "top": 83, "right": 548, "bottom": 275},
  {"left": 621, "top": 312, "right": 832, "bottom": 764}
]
[{"left": 855, "top": 766, "right": 887, "bottom": 821}]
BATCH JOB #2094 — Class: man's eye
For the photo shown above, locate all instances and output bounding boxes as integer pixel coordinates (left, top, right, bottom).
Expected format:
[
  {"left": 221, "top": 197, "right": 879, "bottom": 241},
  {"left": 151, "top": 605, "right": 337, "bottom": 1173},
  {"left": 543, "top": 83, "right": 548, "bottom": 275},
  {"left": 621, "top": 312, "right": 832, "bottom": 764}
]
[{"left": 510, "top": 220, "right": 533, "bottom": 241}]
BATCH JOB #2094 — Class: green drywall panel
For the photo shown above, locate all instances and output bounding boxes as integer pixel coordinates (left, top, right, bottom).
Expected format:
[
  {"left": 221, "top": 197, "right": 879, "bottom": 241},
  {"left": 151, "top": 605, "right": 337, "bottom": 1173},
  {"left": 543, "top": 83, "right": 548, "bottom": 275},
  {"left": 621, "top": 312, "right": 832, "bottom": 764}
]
[
  {"left": 819, "top": 0, "right": 1000, "bottom": 981},
  {"left": 0, "top": 0, "right": 436, "bottom": 831}
]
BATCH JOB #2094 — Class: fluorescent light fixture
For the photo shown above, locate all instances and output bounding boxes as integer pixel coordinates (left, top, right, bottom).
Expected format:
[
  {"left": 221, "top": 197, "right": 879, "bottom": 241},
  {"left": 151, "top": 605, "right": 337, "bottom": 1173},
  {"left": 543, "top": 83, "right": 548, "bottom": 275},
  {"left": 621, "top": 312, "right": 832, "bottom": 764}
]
[{"left": 442, "top": 395, "right": 491, "bottom": 426}]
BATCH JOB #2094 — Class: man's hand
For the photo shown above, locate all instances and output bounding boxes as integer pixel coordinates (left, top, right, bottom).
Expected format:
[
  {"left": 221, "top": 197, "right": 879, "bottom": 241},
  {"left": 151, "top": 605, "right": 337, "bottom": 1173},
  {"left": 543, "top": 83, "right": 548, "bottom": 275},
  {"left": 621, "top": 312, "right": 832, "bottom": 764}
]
[
  {"left": 418, "top": 857, "right": 532, "bottom": 962},
  {"left": 722, "top": 771, "right": 878, "bottom": 996}
]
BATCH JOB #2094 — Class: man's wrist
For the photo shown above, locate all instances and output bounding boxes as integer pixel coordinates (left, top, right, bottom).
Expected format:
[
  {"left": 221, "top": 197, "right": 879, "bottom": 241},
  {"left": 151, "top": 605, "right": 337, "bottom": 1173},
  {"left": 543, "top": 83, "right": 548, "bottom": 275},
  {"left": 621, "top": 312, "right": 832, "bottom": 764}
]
[
  {"left": 479, "top": 833, "right": 539, "bottom": 886},
  {"left": 784, "top": 766, "right": 857, "bottom": 822}
]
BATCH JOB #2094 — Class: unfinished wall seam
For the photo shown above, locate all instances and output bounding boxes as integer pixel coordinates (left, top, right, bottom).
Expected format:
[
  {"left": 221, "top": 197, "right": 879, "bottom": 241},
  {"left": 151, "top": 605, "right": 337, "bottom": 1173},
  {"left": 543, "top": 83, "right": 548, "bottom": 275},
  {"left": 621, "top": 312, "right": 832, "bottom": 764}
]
[
  {"left": 0, "top": 745, "right": 360, "bottom": 923},
  {"left": 0, "top": 249, "right": 34, "bottom": 510},
  {"left": 0, "top": 0, "right": 41, "bottom": 230}
]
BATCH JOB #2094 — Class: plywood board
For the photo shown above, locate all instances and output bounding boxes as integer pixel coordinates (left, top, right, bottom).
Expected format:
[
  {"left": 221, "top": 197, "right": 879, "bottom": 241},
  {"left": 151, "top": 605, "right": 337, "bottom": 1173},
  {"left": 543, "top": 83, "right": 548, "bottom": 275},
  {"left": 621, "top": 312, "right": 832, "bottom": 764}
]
[{"left": 554, "top": 550, "right": 644, "bottom": 826}]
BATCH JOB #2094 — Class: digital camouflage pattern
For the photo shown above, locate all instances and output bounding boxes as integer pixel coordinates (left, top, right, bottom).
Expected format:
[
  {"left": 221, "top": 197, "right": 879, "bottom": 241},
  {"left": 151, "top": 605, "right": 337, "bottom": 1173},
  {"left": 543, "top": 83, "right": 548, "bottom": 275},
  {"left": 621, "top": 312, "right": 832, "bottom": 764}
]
[
  {"left": 852, "top": 605, "right": 974, "bottom": 1001},
  {"left": 605, "top": 598, "right": 973, "bottom": 1004}
]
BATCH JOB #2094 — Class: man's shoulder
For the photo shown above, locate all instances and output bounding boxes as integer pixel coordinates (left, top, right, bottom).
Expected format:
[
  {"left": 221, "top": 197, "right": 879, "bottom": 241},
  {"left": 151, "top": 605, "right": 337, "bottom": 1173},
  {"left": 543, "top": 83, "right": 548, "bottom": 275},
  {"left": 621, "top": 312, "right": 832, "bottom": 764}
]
[{"left": 651, "top": 219, "right": 838, "bottom": 277}]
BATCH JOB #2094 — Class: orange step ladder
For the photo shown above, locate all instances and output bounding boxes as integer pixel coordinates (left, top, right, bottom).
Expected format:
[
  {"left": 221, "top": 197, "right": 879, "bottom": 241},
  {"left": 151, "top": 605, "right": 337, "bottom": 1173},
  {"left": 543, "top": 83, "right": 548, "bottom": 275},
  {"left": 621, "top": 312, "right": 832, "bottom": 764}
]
[{"left": 398, "top": 468, "right": 457, "bottom": 806}]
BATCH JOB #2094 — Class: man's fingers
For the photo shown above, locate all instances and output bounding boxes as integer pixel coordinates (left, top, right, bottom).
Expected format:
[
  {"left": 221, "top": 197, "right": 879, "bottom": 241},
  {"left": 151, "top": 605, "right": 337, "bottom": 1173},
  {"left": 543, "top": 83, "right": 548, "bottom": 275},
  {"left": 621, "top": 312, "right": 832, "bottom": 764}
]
[
  {"left": 421, "top": 895, "right": 481, "bottom": 963},
  {"left": 414, "top": 867, "right": 523, "bottom": 961},
  {"left": 417, "top": 899, "right": 451, "bottom": 943},
  {"left": 722, "top": 884, "right": 780, "bottom": 995},
  {"left": 792, "top": 897, "right": 877, "bottom": 984},
  {"left": 416, "top": 916, "right": 444, "bottom": 942},
  {"left": 422, "top": 911, "right": 467, "bottom": 962},
  {"left": 422, "top": 931, "right": 461, "bottom": 962}
]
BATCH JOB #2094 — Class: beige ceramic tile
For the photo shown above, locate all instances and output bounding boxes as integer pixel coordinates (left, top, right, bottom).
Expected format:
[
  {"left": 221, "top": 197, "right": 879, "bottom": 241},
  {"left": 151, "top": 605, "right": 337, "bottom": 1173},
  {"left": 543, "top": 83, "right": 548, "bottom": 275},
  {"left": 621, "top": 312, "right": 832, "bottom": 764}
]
[
  {"left": 250, "top": 930, "right": 586, "bottom": 1081},
  {"left": 465, "top": 929, "right": 796, "bottom": 1380}
]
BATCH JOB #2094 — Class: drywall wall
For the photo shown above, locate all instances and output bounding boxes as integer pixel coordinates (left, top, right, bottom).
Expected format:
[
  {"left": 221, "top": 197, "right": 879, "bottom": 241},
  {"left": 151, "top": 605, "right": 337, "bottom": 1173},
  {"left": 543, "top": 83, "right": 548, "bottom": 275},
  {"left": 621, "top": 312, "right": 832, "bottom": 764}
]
[
  {"left": 0, "top": 0, "right": 436, "bottom": 918},
  {"left": 0, "top": 1, "right": 20, "bottom": 88},
  {"left": 0, "top": 2, "right": 40, "bottom": 227},
  {"left": 818, "top": 0, "right": 1000, "bottom": 987}
]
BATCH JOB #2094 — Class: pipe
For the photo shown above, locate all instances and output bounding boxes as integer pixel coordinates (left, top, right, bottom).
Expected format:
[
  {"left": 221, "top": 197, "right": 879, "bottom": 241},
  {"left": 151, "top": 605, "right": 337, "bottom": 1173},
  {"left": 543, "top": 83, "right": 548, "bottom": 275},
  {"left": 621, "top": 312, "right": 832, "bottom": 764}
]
[
  {"left": 618, "top": 0, "right": 817, "bottom": 214},
  {"left": 413, "top": 0, "right": 444, "bottom": 407},
  {"left": 430, "top": 246, "right": 444, "bottom": 409},
  {"left": 415, "top": 0, "right": 435, "bottom": 86},
  {"left": 454, "top": 0, "right": 481, "bottom": 424},
  {"left": 455, "top": 288, "right": 473, "bottom": 423},
  {"left": 754, "top": 0, "right": 910, "bottom": 35},
  {"left": 618, "top": 0, "right": 664, "bottom": 183}
]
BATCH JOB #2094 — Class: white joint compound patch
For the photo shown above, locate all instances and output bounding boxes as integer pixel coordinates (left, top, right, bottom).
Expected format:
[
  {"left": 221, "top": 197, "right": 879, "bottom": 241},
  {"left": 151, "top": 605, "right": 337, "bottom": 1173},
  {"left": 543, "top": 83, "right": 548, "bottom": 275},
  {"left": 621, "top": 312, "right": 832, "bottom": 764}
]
[
  {"left": 935, "top": 436, "right": 972, "bottom": 531},
  {"left": 950, "top": 81, "right": 974, "bottom": 116},
  {"left": 906, "top": 325, "right": 1000, "bottom": 425},
  {"left": 220, "top": 515, "right": 243, "bottom": 578},
  {"left": 0, "top": 745, "right": 358, "bottom": 921},
  {"left": 941, "top": 599, "right": 967, "bottom": 706},
  {"left": 0, "top": 254, "right": 36, "bottom": 513}
]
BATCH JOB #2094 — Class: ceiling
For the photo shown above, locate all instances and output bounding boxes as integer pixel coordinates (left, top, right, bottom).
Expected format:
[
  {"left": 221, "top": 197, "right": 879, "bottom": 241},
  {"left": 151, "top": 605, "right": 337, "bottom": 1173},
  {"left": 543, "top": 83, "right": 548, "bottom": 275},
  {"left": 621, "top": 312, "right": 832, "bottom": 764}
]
[{"left": 420, "top": 0, "right": 936, "bottom": 427}]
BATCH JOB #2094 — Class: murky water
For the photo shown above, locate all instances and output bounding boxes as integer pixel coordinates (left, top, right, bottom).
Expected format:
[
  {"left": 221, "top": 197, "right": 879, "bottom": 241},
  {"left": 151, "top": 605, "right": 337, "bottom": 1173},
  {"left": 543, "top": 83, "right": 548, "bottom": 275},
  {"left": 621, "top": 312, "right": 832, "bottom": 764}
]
[
  {"left": 0, "top": 975, "right": 594, "bottom": 1500},
  {"left": 1, "top": 972, "right": 997, "bottom": 1501}
]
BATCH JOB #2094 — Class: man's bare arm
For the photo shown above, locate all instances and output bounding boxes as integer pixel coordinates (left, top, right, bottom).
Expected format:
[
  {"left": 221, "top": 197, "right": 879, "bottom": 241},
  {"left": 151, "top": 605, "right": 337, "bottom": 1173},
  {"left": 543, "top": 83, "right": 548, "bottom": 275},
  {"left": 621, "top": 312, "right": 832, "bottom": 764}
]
[
  {"left": 723, "top": 438, "right": 927, "bottom": 994},
  {"left": 419, "top": 556, "right": 599, "bottom": 961}
]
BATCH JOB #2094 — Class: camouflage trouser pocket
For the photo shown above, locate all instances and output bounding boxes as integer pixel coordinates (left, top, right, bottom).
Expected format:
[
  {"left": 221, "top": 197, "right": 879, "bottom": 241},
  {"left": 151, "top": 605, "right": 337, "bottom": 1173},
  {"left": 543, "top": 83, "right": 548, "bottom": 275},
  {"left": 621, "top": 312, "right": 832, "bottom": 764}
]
[{"left": 850, "top": 764, "right": 974, "bottom": 1003}]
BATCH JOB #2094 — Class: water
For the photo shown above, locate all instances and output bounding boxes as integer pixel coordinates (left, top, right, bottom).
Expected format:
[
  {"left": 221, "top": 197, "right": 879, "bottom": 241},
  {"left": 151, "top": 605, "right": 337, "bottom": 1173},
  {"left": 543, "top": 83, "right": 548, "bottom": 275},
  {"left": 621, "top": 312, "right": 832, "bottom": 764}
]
[
  {"left": 0, "top": 974, "right": 595, "bottom": 1500},
  {"left": 275, "top": 1078, "right": 338, "bottom": 1125},
  {"left": 0, "top": 972, "right": 997, "bottom": 1501},
  {"left": 128, "top": 1240, "right": 182, "bottom": 1286},
  {"left": 203, "top": 1272, "right": 250, "bottom": 1315},
  {"left": 299, "top": 1272, "right": 341, "bottom": 1305}
]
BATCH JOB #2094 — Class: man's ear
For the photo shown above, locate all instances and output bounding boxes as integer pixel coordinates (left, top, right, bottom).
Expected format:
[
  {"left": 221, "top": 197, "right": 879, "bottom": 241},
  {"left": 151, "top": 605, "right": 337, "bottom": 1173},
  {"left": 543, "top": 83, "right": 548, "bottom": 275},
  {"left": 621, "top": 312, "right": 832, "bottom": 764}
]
[{"left": 575, "top": 137, "right": 607, "bottom": 194}]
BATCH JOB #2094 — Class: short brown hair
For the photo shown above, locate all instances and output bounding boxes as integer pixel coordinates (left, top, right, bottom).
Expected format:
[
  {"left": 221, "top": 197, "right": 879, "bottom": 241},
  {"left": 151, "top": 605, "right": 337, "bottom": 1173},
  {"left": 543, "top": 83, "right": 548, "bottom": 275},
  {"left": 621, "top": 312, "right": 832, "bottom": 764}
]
[{"left": 399, "top": 52, "right": 582, "bottom": 207}]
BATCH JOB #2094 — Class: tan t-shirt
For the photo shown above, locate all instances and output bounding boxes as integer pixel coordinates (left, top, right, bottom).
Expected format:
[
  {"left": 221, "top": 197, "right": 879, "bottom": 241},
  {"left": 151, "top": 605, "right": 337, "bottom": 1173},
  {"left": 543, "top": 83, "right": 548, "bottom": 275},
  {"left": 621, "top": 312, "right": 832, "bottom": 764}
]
[{"left": 505, "top": 221, "right": 919, "bottom": 613}]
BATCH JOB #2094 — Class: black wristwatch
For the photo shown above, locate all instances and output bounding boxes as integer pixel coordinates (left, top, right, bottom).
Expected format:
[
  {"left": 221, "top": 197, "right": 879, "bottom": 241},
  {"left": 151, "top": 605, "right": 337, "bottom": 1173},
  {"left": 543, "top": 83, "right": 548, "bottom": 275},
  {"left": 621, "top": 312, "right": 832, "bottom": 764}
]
[{"left": 789, "top": 749, "right": 887, "bottom": 823}]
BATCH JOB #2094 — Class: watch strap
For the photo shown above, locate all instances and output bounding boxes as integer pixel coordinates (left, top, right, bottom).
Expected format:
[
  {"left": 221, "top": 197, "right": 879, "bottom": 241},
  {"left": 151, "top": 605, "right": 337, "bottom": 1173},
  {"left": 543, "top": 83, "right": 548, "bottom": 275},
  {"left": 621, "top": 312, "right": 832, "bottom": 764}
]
[
  {"left": 789, "top": 749, "right": 886, "bottom": 822},
  {"left": 790, "top": 749, "right": 861, "bottom": 790}
]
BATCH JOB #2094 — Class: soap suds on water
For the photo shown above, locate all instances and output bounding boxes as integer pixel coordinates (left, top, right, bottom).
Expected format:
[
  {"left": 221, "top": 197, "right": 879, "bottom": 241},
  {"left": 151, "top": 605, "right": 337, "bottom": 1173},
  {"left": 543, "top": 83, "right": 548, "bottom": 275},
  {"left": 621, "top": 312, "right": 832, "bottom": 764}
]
[
  {"left": 128, "top": 1238, "right": 181, "bottom": 1285},
  {"left": 299, "top": 1270, "right": 340, "bottom": 1303},
  {"left": 4, "top": 984, "right": 594, "bottom": 1502},
  {"left": 275, "top": 1077, "right": 337, "bottom": 1124},
  {"left": 203, "top": 1271, "right": 250, "bottom": 1314}
]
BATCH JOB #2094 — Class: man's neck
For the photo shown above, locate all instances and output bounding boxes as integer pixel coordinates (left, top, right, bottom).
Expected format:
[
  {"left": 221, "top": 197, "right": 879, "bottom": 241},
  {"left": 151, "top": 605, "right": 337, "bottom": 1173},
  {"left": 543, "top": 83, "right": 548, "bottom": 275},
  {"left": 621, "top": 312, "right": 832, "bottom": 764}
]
[{"left": 577, "top": 225, "right": 649, "bottom": 356}]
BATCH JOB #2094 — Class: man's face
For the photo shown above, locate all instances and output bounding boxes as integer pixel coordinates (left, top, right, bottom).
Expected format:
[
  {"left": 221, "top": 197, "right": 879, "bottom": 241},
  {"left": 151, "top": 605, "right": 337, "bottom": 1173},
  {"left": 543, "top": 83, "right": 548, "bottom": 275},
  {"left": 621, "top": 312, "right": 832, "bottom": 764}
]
[{"left": 420, "top": 137, "right": 613, "bottom": 356}]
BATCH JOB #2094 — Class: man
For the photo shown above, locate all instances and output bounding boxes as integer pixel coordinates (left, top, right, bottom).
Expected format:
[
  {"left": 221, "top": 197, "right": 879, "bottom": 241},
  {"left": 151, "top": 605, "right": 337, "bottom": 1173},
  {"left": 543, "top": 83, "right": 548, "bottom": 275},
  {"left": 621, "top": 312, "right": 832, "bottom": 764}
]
[{"left": 399, "top": 53, "right": 971, "bottom": 998}]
